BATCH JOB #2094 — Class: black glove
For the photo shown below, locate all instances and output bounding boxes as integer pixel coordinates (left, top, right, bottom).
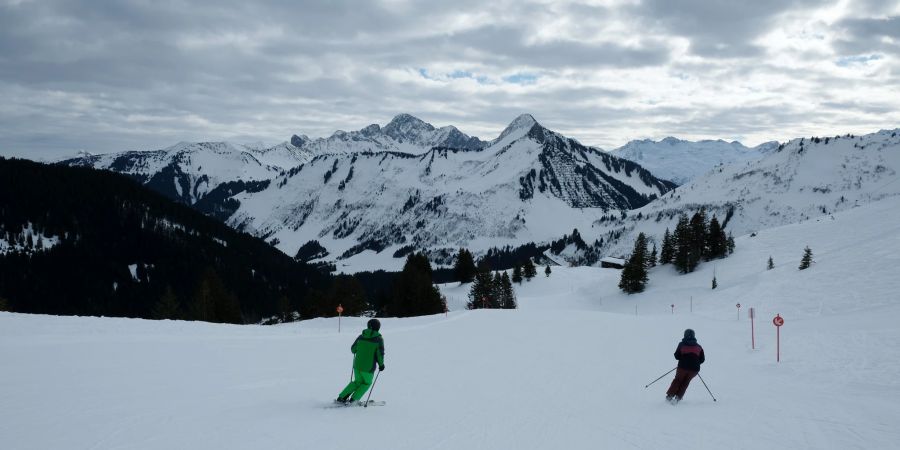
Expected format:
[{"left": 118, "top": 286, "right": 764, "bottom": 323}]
[{"left": 379, "top": 364, "right": 385, "bottom": 371}]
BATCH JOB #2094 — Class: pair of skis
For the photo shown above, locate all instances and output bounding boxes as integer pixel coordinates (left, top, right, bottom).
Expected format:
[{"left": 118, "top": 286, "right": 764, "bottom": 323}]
[{"left": 328, "top": 399, "right": 386, "bottom": 408}]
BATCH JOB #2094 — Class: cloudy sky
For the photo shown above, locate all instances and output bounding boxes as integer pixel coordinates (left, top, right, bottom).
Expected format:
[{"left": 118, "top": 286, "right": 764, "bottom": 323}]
[{"left": 1, "top": 0, "right": 898, "bottom": 160}]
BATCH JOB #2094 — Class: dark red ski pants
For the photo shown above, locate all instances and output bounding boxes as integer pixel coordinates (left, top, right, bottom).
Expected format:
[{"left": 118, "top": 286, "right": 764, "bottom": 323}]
[{"left": 666, "top": 368, "right": 698, "bottom": 399}]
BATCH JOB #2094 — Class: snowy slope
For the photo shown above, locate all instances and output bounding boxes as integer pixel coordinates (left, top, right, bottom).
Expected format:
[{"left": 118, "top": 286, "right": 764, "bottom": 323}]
[
  {"left": 611, "top": 136, "right": 778, "bottom": 184},
  {"left": 228, "top": 115, "right": 674, "bottom": 271},
  {"left": 2, "top": 194, "right": 900, "bottom": 449},
  {"left": 60, "top": 141, "right": 311, "bottom": 205},
  {"left": 594, "top": 129, "right": 900, "bottom": 257}
]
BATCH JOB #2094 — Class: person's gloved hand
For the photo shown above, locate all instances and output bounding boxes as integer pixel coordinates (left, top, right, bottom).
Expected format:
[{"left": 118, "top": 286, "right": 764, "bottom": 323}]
[{"left": 379, "top": 364, "right": 385, "bottom": 371}]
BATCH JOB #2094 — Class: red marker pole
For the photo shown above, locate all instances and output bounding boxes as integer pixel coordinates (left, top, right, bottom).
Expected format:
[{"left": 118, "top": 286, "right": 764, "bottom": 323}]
[
  {"left": 671, "top": 304, "right": 674, "bottom": 315},
  {"left": 337, "top": 304, "right": 344, "bottom": 333},
  {"left": 736, "top": 303, "right": 741, "bottom": 321},
  {"left": 773, "top": 314, "right": 784, "bottom": 362}
]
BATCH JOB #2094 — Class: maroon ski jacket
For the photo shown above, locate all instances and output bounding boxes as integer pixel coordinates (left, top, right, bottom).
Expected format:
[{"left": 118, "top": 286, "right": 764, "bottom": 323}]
[{"left": 674, "top": 338, "right": 705, "bottom": 372}]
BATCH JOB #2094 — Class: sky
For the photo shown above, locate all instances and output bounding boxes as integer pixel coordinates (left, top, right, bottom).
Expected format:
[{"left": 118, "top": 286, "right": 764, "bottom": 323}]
[{"left": 1, "top": 0, "right": 899, "bottom": 160}]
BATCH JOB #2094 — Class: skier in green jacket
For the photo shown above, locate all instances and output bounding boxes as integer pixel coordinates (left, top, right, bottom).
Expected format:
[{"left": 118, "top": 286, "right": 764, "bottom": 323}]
[{"left": 336, "top": 318, "right": 385, "bottom": 405}]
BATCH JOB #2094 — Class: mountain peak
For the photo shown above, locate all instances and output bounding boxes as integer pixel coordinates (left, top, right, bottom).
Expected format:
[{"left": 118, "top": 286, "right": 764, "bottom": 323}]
[
  {"left": 493, "top": 114, "right": 541, "bottom": 144},
  {"left": 290, "top": 134, "right": 309, "bottom": 147},
  {"left": 661, "top": 136, "right": 682, "bottom": 144},
  {"left": 388, "top": 113, "right": 426, "bottom": 125},
  {"left": 507, "top": 114, "right": 538, "bottom": 130},
  {"left": 383, "top": 113, "right": 435, "bottom": 141}
]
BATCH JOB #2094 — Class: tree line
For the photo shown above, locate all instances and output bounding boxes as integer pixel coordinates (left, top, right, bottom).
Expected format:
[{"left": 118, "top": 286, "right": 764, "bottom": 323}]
[{"left": 620, "top": 210, "right": 735, "bottom": 294}]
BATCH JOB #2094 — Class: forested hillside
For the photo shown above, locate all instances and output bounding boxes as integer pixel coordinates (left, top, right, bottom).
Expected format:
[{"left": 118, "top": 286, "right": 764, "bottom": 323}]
[{"left": 0, "top": 158, "right": 332, "bottom": 322}]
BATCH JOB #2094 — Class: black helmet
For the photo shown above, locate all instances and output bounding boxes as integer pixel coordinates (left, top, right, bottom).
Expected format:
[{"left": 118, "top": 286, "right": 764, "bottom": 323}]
[
  {"left": 367, "top": 318, "right": 381, "bottom": 332},
  {"left": 684, "top": 329, "right": 695, "bottom": 339}
]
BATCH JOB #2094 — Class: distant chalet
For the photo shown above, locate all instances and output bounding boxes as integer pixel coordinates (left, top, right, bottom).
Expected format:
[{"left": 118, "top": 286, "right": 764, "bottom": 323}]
[{"left": 600, "top": 257, "right": 625, "bottom": 269}]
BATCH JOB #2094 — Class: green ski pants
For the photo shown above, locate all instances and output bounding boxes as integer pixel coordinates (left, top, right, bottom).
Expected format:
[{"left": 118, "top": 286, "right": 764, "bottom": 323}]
[{"left": 338, "top": 369, "right": 374, "bottom": 401}]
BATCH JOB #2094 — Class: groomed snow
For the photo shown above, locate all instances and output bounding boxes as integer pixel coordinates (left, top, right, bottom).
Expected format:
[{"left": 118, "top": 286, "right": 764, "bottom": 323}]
[{"left": 2, "top": 195, "right": 900, "bottom": 449}]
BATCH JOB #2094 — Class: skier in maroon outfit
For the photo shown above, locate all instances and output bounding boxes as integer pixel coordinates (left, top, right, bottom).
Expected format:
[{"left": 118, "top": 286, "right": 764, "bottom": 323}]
[{"left": 666, "top": 329, "right": 705, "bottom": 403}]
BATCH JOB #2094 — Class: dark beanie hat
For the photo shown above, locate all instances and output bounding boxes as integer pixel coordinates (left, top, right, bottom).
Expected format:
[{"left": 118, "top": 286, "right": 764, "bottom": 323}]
[
  {"left": 684, "top": 329, "right": 695, "bottom": 339},
  {"left": 367, "top": 318, "right": 381, "bottom": 331}
]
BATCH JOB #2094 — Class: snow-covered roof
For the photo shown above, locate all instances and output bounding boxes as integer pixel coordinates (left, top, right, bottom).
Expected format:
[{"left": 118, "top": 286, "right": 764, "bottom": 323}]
[{"left": 600, "top": 257, "right": 625, "bottom": 264}]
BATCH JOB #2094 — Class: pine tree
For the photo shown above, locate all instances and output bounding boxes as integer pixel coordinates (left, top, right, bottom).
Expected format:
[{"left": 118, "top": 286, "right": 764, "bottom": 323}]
[
  {"left": 767, "top": 256, "right": 774, "bottom": 270},
  {"left": 688, "top": 210, "right": 707, "bottom": 270},
  {"left": 673, "top": 214, "right": 692, "bottom": 273},
  {"left": 660, "top": 228, "right": 673, "bottom": 264},
  {"left": 500, "top": 272, "right": 516, "bottom": 309},
  {"left": 726, "top": 233, "right": 736, "bottom": 255},
  {"left": 619, "top": 233, "right": 649, "bottom": 294},
  {"left": 544, "top": 265, "right": 552, "bottom": 277},
  {"left": 512, "top": 264, "right": 523, "bottom": 284},
  {"left": 277, "top": 295, "right": 292, "bottom": 322},
  {"left": 467, "top": 263, "right": 495, "bottom": 309},
  {"left": 190, "top": 268, "right": 242, "bottom": 324},
  {"left": 492, "top": 272, "right": 504, "bottom": 306},
  {"left": 152, "top": 286, "right": 181, "bottom": 320},
  {"left": 523, "top": 258, "right": 537, "bottom": 280},
  {"left": 711, "top": 276, "right": 717, "bottom": 289},
  {"left": 391, "top": 253, "right": 444, "bottom": 317},
  {"left": 799, "top": 246, "right": 813, "bottom": 270},
  {"left": 453, "top": 248, "right": 477, "bottom": 283},
  {"left": 0, "top": 296, "right": 9, "bottom": 312},
  {"left": 190, "top": 271, "right": 215, "bottom": 322},
  {"left": 327, "top": 275, "right": 368, "bottom": 316},
  {"left": 706, "top": 216, "right": 726, "bottom": 260},
  {"left": 647, "top": 243, "right": 658, "bottom": 268}
]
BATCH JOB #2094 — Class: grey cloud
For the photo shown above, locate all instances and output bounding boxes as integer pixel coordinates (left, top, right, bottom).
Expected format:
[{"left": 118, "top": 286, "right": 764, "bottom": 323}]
[
  {"left": 820, "top": 100, "right": 897, "bottom": 115},
  {"left": 444, "top": 26, "right": 671, "bottom": 68},
  {"left": 632, "top": 0, "right": 834, "bottom": 58},
  {"left": 833, "top": 16, "right": 900, "bottom": 55}
]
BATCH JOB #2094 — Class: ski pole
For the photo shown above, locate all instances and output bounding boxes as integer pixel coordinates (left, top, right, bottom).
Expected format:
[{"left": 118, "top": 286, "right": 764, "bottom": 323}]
[
  {"left": 364, "top": 370, "right": 381, "bottom": 408},
  {"left": 644, "top": 367, "right": 677, "bottom": 388},
  {"left": 697, "top": 373, "right": 717, "bottom": 402}
]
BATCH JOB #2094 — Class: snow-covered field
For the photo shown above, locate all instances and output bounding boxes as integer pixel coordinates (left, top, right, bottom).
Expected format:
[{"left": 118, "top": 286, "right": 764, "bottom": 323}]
[{"left": 3, "top": 196, "right": 900, "bottom": 449}]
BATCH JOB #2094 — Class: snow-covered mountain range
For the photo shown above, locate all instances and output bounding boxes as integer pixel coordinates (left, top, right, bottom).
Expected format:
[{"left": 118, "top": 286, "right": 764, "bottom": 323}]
[
  {"left": 610, "top": 137, "right": 779, "bottom": 185},
  {"left": 59, "top": 113, "right": 900, "bottom": 273},
  {"left": 60, "top": 114, "right": 489, "bottom": 208},
  {"left": 62, "top": 141, "right": 310, "bottom": 206},
  {"left": 594, "top": 129, "right": 900, "bottom": 256},
  {"left": 229, "top": 114, "right": 674, "bottom": 271},
  {"left": 60, "top": 114, "right": 676, "bottom": 271}
]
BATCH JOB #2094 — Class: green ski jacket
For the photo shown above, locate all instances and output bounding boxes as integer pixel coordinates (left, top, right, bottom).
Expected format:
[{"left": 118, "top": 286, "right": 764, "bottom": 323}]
[{"left": 351, "top": 329, "right": 385, "bottom": 373}]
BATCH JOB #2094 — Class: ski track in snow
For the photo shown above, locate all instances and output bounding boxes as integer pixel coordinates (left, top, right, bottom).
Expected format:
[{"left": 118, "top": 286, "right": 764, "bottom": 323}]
[{"left": 3, "top": 196, "right": 900, "bottom": 449}]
